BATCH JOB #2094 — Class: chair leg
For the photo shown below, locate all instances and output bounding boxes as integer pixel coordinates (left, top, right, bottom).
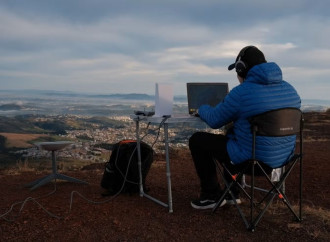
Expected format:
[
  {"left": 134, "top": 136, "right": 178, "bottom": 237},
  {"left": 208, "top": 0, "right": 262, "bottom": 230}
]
[
  {"left": 212, "top": 161, "right": 233, "bottom": 213},
  {"left": 212, "top": 160, "right": 251, "bottom": 229},
  {"left": 212, "top": 158, "right": 303, "bottom": 231},
  {"left": 299, "top": 172, "right": 302, "bottom": 220},
  {"left": 249, "top": 160, "right": 302, "bottom": 228}
]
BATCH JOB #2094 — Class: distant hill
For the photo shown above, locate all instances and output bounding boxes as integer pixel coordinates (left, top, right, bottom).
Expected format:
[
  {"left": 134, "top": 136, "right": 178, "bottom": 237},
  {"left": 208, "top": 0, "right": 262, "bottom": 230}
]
[
  {"left": 91, "top": 93, "right": 154, "bottom": 100},
  {"left": 0, "top": 89, "right": 187, "bottom": 102},
  {"left": 0, "top": 114, "right": 131, "bottom": 134},
  {"left": 0, "top": 116, "right": 42, "bottom": 133},
  {"left": 0, "top": 103, "right": 23, "bottom": 111}
]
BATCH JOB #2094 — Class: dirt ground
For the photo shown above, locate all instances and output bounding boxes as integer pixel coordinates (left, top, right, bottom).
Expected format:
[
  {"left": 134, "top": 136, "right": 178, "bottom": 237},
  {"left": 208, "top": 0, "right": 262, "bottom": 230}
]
[{"left": 0, "top": 112, "right": 330, "bottom": 241}]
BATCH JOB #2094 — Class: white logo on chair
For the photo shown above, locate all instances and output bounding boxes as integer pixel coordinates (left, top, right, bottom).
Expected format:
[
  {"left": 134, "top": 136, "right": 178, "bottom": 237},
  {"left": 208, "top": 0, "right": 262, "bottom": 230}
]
[{"left": 280, "top": 127, "right": 293, "bottom": 131}]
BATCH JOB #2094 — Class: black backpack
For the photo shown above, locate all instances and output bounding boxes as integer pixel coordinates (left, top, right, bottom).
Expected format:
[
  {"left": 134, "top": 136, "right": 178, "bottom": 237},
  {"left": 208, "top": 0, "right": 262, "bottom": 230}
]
[{"left": 101, "top": 140, "right": 153, "bottom": 196}]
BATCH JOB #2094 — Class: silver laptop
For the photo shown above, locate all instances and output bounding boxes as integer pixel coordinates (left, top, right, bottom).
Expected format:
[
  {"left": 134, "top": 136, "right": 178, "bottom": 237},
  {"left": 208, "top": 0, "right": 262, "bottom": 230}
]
[{"left": 186, "top": 82, "right": 229, "bottom": 114}]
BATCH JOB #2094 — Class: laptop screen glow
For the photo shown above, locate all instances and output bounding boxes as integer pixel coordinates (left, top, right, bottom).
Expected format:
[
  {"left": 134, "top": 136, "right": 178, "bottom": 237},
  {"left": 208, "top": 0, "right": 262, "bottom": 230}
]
[{"left": 186, "top": 82, "right": 229, "bottom": 114}]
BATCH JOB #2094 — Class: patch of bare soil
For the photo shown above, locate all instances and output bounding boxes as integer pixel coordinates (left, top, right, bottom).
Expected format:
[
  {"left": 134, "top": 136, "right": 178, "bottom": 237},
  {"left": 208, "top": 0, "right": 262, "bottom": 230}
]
[
  {"left": 0, "top": 133, "right": 47, "bottom": 148},
  {"left": 0, "top": 112, "right": 329, "bottom": 241}
]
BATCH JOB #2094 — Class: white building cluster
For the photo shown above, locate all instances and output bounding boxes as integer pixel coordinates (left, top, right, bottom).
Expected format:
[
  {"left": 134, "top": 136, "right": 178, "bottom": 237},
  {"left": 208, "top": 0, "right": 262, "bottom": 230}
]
[{"left": 14, "top": 116, "right": 222, "bottom": 164}]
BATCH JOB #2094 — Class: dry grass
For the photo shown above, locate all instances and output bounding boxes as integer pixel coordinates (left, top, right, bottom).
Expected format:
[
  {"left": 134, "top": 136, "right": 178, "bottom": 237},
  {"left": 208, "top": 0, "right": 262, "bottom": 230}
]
[
  {"left": 1, "top": 159, "right": 36, "bottom": 175},
  {"left": 300, "top": 206, "right": 330, "bottom": 240},
  {"left": 304, "top": 206, "right": 330, "bottom": 226},
  {"left": 0, "top": 133, "right": 47, "bottom": 148},
  {"left": 266, "top": 202, "right": 330, "bottom": 240}
]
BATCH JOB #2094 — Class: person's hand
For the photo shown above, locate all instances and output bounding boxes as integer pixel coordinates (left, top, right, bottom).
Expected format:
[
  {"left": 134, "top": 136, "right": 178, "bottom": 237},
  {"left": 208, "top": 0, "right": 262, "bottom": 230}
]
[{"left": 192, "top": 109, "right": 199, "bottom": 117}]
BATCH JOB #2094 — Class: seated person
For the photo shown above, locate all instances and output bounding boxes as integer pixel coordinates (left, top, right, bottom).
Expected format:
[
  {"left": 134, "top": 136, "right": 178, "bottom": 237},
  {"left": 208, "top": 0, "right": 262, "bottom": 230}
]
[{"left": 189, "top": 46, "right": 301, "bottom": 209}]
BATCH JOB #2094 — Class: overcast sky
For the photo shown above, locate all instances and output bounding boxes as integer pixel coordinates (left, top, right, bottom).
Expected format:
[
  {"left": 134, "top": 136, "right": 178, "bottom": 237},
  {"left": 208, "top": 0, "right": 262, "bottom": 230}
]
[{"left": 0, "top": 0, "right": 329, "bottom": 100}]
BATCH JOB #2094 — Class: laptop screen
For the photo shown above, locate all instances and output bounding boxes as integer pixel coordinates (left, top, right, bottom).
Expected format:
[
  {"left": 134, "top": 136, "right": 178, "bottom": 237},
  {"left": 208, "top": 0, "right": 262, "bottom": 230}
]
[{"left": 186, "top": 82, "right": 229, "bottom": 114}]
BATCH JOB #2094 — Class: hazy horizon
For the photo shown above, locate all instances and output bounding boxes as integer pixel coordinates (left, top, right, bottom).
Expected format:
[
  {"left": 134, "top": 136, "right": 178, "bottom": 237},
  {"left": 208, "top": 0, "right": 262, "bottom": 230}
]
[
  {"left": 0, "top": 89, "right": 329, "bottom": 118},
  {"left": 1, "top": 88, "right": 330, "bottom": 102}
]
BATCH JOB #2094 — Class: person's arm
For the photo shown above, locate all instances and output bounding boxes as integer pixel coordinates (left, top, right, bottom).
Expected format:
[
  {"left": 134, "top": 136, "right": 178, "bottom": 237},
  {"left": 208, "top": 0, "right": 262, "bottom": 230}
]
[{"left": 198, "top": 88, "right": 241, "bottom": 129}]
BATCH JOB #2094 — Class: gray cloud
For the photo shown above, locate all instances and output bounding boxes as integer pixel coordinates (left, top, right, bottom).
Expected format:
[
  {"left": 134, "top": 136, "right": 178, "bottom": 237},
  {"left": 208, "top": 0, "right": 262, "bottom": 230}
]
[{"left": 0, "top": 0, "right": 329, "bottom": 99}]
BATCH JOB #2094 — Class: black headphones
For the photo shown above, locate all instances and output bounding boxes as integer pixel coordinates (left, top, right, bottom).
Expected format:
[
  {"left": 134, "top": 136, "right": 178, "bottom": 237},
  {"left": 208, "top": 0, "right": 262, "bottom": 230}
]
[{"left": 234, "top": 46, "right": 255, "bottom": 77}]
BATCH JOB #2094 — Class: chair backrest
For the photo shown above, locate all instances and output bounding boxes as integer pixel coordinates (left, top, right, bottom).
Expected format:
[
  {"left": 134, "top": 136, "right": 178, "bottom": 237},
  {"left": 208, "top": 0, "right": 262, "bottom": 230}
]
[{"left": 249, "top": 108, "right": 302, "bottom": 137}]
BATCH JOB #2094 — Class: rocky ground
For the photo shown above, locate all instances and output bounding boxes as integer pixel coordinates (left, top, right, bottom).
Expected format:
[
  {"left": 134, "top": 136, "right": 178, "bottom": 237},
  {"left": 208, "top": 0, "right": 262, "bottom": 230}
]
[{"left": 0, "top": 111, "right": 329, "bottom": 241}]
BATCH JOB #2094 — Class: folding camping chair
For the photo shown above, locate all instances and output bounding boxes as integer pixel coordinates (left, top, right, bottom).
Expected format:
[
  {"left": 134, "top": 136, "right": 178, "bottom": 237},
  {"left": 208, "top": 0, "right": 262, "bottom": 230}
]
[{"left": 212, "top": 108, "right": 303, "bottom": 231}]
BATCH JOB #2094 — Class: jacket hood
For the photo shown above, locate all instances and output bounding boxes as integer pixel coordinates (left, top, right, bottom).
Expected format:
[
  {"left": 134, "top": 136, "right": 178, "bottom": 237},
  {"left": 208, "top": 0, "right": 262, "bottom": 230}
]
[{"left": 245, "top": 62, "right": 282, "bottom": 85}]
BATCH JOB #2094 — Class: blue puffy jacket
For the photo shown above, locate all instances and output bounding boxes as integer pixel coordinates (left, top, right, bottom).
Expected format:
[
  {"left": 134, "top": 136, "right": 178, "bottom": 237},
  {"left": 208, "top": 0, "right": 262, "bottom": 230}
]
[{"left": 198, "top": 62, "right": 301, "bottom": 168}]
